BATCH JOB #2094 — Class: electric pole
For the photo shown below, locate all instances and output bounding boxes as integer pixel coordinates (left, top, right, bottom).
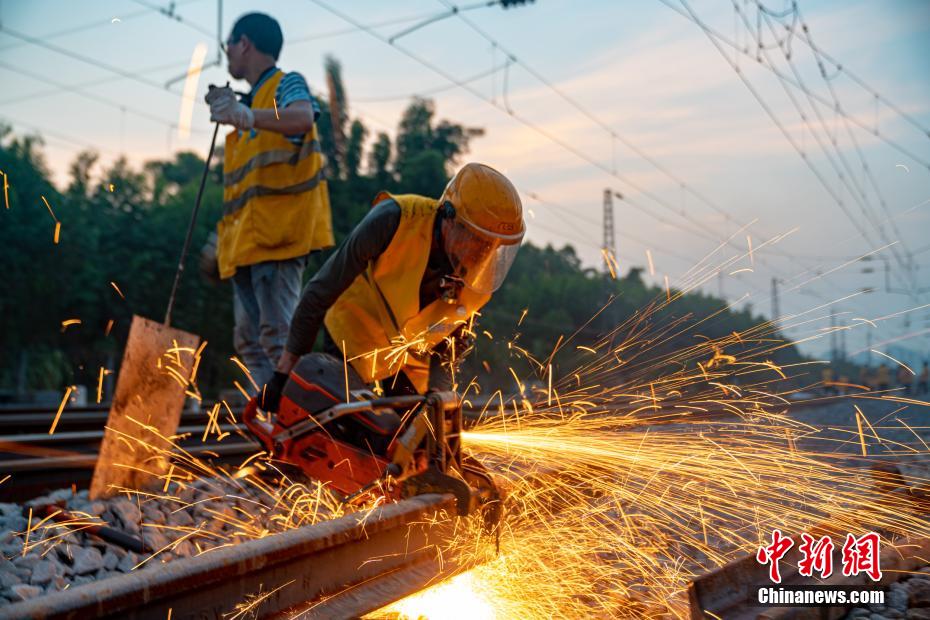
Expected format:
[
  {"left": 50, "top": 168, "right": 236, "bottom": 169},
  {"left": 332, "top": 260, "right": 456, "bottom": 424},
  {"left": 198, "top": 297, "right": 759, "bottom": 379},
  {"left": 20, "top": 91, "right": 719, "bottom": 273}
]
[{"left": 602, "top": 188, "right": 616, "bottom": 273}]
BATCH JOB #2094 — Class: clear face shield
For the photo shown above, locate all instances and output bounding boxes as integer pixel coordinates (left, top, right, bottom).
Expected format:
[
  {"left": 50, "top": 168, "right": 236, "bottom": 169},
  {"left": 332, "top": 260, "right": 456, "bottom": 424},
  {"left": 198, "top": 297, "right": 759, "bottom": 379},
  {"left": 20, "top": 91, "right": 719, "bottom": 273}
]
[{"left": 442, "top": 217, "right": 524, "bottom": 295}]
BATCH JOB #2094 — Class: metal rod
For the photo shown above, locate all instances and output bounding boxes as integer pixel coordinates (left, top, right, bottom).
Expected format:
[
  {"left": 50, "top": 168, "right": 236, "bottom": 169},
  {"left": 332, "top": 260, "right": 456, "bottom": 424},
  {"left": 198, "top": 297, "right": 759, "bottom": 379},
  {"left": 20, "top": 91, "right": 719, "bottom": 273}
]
[{"left": 164, "top": 120, "right": 221, "bottom": 326}]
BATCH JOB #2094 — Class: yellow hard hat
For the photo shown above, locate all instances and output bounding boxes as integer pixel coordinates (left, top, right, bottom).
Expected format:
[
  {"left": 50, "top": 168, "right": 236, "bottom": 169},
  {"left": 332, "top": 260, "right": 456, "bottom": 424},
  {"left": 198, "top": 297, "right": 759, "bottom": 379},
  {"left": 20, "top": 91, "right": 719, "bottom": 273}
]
[
  {"left": 439, "top": 163, "right": 525, "bottom": 294},
  {"left": 440, "top": 163, "right": 525, "bottom": 238}
]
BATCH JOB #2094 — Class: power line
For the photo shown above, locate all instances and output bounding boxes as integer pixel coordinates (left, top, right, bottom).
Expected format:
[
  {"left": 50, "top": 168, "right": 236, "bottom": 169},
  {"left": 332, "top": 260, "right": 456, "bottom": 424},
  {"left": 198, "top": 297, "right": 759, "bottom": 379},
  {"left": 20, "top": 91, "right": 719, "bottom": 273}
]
[
  {"left": 308, "top": 1, "right": 761, "bottom": 253},
  {"left": 763, "top": 2, "right": 930, "bottom": 141},
  {"left": 354, "top": 61, "right": 509, "bottom": 103},
  {"left": 0, "top": 0, "right": 205, "bottom": 53},
  {"left": 0, "top": 114, "right": 122, "bottom": 156},
  {"left": 0, "top": 26, "right": 201, "bottom": 103},
  {"left": 0, "top": 56, "right": 198, "bottom": 107},
  {"left": 438, "top": 0, "right": 752, "bottom": 232},
  {"left": 655, "top": 0, "right": 930, "bottom": 172},
  {"left": 308, "top": 0, "right": 850, "bottom": 309},
  {"left": 786, "top": 3, "right": 921, "bottom": 295},
  {"left": 431, "top": 0, "right": 856, "bottom": 300},
  {"left": 726, "top": 0, "right": 918, "bottom": 297},
  {"left": 0, "top": 61, "right": 207, "bottom": 135},
  {"left": 129, "top": 0, "right": 216, "bottom": 39},
  {"left": 675, "top": 0, "right": 919, "bottom": 300}
]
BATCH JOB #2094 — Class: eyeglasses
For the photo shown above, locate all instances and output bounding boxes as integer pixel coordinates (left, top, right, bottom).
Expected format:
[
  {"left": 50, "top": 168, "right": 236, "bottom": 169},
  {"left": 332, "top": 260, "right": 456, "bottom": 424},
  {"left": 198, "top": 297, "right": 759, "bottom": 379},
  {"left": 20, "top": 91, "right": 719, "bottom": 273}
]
[{"left": 220, "top": 36, "right": 238, "bottom": 54}]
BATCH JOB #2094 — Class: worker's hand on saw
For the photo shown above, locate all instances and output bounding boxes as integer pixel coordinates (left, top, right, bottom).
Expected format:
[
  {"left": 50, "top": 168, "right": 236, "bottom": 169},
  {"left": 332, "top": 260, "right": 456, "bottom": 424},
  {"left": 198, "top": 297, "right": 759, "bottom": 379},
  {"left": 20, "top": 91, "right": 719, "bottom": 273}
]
[
  {"left": 258, "top": 371, "right": 289, "bottom": 413},
  {"left": 205, "top": 85, "right": 254, "bottom": 130}
]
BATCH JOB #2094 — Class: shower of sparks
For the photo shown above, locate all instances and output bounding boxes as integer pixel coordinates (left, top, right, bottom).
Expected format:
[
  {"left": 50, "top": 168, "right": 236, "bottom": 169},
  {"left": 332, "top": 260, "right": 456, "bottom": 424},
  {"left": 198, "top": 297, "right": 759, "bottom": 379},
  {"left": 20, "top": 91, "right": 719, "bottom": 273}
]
[
  {"left": 646, "top": 249, "right": 655, "bottom": 276},
  {"left": 374, "top": 296, "right": 930, "bottom": 618},
  {"left": 230, "top": 356, "right": 259, "bottom": 392},
  {"left": 40, "top": 195, "right": 60, "bottom": 243},
  {"left": 6, "top": 254, "right": 930, "bottom": 619},
  {"left": 273, "top": 97, "right": 280, "bottom": 120},
  {"left": 48, "top": 386, "right": 74, "bottom": 435},
  {"left": 96, "top": 367, "right": 110, "bottom": 403},
  {"left": 601, "top": 248, "right": 619, "bottom": 279},
  {"left": 110, "top": 281, "right": 125, "bottom": 299},
  {"left": 870, "top": 349, "right": 915, "bottom": 376},
  {"left": 60, "top": 318, "right": 81, "bottom": 332},
  {"left": 1, "top": 169, "right": 9, "bottom": 209},
  {"left": 227, "top": 581, "right": 295, "bottom": 620}
]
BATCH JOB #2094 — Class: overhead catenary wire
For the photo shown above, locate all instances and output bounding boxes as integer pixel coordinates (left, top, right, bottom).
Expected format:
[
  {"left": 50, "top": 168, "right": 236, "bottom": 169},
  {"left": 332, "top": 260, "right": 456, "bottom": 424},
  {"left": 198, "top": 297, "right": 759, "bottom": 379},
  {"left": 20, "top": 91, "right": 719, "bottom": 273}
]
[
  {"left": 654, "top": 0, "right": 930, "bottom": 172},
  {"left": 0, "top": 61, "right": 207, "bottom": 136},
  {"left": 698, "top": 0, "right": 919, "bottom": 298},
  {"left": 433, "top": 0, "right": 872, "bottom": 303},
  {"left": 3, "top": 0, "right": 908, "bottom": 330},
  {"left": 312, "top": 0, "right": 852, "bottom": 307},
  {"left": 0, "top": 0, "right": 205, "bottom": 53},
  {"left": 0, "top": 57, "right": 195, "bottom": 107},
  {"left": 0, "top": 114, "right": 123, "bottom": 157},
  {"left": 757, "top": 1, "right": 930, "bottom": 141},
  {"left": 307, "top": 0, "right": 924, "bottom": 324},
  {"left": 427, "top": 1, "right": 928, "bottom": 319},
  {"left": 0, "top": 26, "right": 203, "bottom": 104},
  {"left": 306, "top": 0, "right": 788, "bottom": 262}
]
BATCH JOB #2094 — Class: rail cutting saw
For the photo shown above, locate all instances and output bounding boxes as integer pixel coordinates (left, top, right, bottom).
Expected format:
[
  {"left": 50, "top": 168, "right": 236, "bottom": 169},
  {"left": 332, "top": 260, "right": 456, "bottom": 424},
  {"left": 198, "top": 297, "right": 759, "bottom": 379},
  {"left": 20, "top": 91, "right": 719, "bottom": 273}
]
[{"left": 243, "top": 353, "right": 501, "bottom": 527}]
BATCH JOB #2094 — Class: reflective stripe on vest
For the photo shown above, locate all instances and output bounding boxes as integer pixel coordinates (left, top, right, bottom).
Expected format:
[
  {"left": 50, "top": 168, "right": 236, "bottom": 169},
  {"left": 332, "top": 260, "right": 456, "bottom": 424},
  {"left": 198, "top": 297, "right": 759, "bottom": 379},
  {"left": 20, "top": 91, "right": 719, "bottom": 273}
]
[
  {"left": 217, "top": 69, "right": 333, "bottom": 279},
  {"left": 323, "top": 193, "right": 490, "bottom": 393}
]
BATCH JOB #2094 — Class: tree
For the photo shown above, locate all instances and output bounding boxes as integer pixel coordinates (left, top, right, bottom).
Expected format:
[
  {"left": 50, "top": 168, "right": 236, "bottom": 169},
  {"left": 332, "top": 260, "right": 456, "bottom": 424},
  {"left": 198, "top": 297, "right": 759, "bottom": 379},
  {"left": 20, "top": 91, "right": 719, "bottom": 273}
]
[
  {"left": 368, "top": 132, "right": 393, "bottom": 187},
  {"left": 394, "top": 97, "right": 479, "bottom": 192},
  {"left": 324, "top": 55, "right": 348, "bottom": 177},
  {"left": 344, "top": 119, "right": 368, "bottom": 179}
]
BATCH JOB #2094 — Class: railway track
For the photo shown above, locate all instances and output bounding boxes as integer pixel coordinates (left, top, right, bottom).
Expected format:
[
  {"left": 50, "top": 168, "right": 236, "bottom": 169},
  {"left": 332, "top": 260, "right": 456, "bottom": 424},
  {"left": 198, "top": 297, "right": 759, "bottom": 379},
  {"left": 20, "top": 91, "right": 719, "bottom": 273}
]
[
  {"left": 0, "top": 395, "right": 831, "bottom": 502},
  {"left": 0, "top": 493, "right": 468, "bottom": 620}
]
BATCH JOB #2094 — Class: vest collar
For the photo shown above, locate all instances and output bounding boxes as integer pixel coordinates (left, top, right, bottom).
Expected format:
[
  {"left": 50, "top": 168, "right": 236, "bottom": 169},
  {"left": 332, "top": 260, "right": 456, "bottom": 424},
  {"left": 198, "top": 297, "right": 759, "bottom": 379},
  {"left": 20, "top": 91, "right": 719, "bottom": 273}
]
[{"left": 241, "top": 66, "right": 280, "bottom": 107}]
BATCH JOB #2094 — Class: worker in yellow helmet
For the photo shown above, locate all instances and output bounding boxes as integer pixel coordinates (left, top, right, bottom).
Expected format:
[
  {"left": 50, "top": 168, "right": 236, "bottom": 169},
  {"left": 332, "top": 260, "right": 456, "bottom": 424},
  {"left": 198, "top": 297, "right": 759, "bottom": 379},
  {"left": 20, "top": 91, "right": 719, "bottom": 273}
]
[
  {"left": 203, "top": 12, "right": 333, "bottom": 390},
  {"left": 259, "top": 163, "right": 525, "bottom": 410}
]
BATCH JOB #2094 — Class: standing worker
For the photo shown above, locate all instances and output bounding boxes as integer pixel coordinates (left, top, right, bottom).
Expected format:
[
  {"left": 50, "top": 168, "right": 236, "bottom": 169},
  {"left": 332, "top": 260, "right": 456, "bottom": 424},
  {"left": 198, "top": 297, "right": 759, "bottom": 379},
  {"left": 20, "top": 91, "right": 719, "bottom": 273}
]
[
  {"left": 876, "top": 363, "right": 890, "bottom": 391},
  {"left": 259, "top": 163, "right": 525, "bottom": 411},
  {"left": 897, "top": 363, "right": 913, "bottom": 394},
  {"left": 205, "top": 12, "right": 333, "bottom": 388}
]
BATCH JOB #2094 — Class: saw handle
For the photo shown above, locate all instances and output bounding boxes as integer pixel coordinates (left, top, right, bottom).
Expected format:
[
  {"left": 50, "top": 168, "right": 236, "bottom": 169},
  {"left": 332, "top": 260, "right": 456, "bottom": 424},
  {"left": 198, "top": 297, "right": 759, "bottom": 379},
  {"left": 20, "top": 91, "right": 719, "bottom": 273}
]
[{"left": 243, "top": 397, "right": 276, "bottom": 452}]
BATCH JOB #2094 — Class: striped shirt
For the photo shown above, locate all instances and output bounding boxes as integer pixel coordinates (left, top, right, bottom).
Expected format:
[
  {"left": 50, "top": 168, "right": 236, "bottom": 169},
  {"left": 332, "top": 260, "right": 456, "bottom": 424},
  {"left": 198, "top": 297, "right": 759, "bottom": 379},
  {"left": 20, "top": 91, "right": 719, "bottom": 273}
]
[{"left": 244, "top": 67, "right": 321, "bottom": 145}]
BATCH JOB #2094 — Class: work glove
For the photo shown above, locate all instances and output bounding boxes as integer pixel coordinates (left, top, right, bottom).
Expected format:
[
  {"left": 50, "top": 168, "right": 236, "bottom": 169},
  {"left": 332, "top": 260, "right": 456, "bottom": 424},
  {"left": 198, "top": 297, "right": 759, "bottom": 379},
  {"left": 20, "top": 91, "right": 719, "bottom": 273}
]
[
  {"left": 198, "top": 232, "right": 220, "bottom": 285},
  {"left": 259, "top": 371, "right": 289, "bottom": 413},
  {"left": 205, "top": 85, "right": 254, "bottom": 130}
]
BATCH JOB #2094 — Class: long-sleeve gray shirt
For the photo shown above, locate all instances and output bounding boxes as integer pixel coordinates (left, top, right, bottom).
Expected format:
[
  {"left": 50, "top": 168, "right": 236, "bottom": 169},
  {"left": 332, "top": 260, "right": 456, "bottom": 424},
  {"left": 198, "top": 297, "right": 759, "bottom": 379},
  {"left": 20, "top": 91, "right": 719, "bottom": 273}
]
[{"left": 285, "top": 197, "right": 456, "bottom": 358}]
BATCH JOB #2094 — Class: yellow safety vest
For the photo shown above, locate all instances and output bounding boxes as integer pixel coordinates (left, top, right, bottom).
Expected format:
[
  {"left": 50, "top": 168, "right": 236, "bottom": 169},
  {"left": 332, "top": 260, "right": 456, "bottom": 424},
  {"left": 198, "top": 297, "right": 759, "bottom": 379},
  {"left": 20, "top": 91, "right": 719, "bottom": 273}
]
[
  {"left": 217, "top": 69, "right": 334, "bottom": 279},
  {"left": 324, "top": 193, "right": 490, "bottom": 393}
]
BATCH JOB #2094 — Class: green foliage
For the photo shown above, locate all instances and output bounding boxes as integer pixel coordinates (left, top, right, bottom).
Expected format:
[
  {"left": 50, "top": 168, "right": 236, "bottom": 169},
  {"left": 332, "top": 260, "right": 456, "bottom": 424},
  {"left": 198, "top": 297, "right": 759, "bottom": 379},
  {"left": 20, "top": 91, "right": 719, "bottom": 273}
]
[
  {"left": 0, "top": 125, "right": 235, "bottom": 396},
  {"left": 343, "top": 120, "right": 368, "bottom": 180},
  {"left": 0, "top": 66, "right": 801, "bottom": 399},
  {"left": 394, "top": 98, "right": 477, "bottom": 191},
  {"left": 368, "top": 132, "right": 392, "bottom": 188}
]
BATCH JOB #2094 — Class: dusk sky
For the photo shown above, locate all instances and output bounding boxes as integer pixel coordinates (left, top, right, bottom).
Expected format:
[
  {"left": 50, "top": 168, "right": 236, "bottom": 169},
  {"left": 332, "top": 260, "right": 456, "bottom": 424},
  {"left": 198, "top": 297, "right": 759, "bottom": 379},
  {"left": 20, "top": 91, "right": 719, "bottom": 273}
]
[{"left": 2, "top": 0, "right": 928, "bottom": 362}]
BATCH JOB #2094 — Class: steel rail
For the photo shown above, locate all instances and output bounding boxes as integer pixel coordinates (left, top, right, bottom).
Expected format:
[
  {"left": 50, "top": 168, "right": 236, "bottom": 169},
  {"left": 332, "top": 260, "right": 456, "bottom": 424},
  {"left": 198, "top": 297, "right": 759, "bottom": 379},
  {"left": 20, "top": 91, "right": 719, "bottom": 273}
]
[{"left": 0, "top": 493, "right": 465, "bottom": 620}]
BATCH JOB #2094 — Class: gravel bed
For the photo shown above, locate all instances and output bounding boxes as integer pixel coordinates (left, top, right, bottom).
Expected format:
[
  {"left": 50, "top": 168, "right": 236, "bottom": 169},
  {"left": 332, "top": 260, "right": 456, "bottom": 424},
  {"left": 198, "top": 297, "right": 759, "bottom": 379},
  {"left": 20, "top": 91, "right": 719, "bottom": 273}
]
[
  {"left": 842, "top": 566, "right": 930, "bottom": 620},
  {"left": 0, "top": 476, "right": 338, "bottom": 605}
]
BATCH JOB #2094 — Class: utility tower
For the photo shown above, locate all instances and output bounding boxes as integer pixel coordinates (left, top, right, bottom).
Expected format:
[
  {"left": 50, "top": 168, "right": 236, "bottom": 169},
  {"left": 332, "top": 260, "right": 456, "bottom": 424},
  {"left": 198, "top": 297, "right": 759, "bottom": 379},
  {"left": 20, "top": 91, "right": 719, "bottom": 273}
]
[{"left": 602, "top": 188, "right": 616, "bottom": 272}]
